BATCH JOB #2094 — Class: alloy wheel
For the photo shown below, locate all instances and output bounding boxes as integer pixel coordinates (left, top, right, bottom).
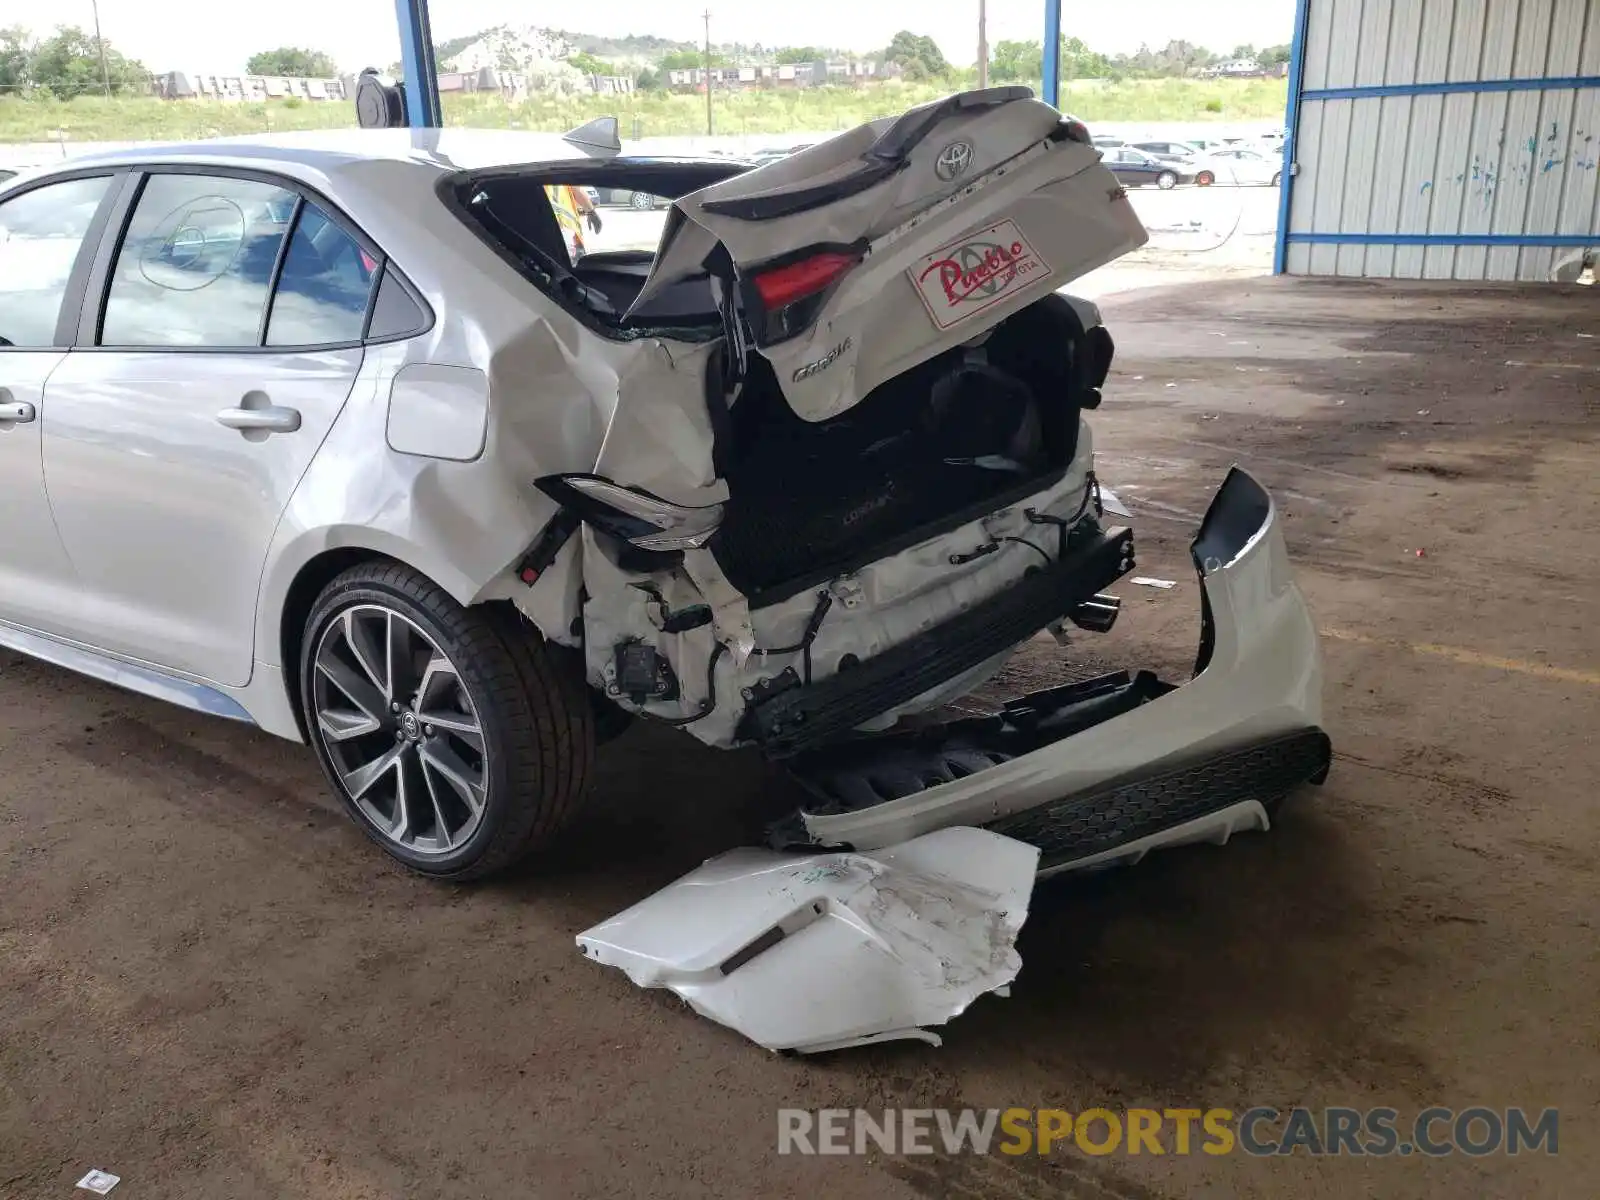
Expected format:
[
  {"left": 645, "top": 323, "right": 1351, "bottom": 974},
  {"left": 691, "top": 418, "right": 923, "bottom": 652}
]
[{"left": 311, "top": 604, "right": 488, "bottom": 856}]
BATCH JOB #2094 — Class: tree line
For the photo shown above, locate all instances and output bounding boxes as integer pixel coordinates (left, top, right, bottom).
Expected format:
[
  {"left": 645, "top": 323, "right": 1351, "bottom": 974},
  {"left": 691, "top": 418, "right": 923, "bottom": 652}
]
[
  {"left": 989, "top": 37, "right": 1292, "bottom": 83},
  {"left": 0, "top": 26, "right": 343, "bottom": 101},
  {"left": 0, "top": 25, "right": 149, "bottom": 99},
  {"left": 576, "top": 31, "right": 1292, "bottom": 88},
  {"left": 0, "top": 21, "right": 1290, "bottom": 107}
]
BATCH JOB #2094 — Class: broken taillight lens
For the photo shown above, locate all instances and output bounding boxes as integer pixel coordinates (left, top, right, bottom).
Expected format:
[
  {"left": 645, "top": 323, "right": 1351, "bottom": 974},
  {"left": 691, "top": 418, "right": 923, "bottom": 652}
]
[
  {"left": 751, "top": 251, "right": 860, "bottom": 309},
  {"left": 535, "top": 475, "right": 724, "bottom": 552},
  {"left": 744, "top": 248, "right": 863, "bottom": 345}
]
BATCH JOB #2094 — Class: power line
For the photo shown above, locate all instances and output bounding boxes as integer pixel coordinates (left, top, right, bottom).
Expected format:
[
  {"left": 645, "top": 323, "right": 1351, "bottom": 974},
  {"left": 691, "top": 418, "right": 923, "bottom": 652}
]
[{"left": 90, "top": 0, "right": 112, "bottom": 98}]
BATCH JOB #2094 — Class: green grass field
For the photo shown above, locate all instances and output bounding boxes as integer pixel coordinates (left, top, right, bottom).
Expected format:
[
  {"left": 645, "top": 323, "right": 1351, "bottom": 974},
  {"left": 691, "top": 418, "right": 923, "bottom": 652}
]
[{"left": 0, "top": 78, "right": 1288, "bottom": 145}]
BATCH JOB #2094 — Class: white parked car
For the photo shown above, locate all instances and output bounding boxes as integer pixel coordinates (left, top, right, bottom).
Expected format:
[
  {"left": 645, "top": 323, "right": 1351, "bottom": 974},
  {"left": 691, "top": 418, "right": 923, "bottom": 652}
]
[
  {"left": 0, "top": 91, "right": 1327, "bottom": 880},
  {"left": 1194, "top": 145, "right": 1285, "bottom": 187}
]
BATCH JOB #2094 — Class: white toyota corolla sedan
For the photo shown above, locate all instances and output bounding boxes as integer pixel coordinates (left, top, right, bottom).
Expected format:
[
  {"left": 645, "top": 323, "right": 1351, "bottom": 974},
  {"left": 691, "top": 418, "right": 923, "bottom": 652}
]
[{"left": 0, "top": 90, "right": 1328, "bottom": 880}]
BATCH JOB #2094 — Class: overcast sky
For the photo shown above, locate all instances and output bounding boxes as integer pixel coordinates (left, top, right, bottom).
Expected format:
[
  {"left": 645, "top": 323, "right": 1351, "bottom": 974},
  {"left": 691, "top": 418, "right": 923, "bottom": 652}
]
[{"left": 9, "top": 0, "right": 1292, "bottom": 75}]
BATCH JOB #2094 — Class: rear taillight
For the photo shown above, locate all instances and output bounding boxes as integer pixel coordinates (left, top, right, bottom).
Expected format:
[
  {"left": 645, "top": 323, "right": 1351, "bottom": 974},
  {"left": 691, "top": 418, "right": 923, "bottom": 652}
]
[
  {"left": 743, "top": 247, "right": 863, "bottom": 345},
  {"left": 535, "top": 475, "right": 724, "bottom": 553},
  {"left": 751, "top": 251, "right": 860, "bottom": 309}
]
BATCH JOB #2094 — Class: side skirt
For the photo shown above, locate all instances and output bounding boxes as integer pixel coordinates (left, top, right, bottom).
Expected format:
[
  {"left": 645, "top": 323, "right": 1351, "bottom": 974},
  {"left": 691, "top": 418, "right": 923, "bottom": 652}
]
[{"left": 0, "top": 617, "right": 256, "bottom": 724}]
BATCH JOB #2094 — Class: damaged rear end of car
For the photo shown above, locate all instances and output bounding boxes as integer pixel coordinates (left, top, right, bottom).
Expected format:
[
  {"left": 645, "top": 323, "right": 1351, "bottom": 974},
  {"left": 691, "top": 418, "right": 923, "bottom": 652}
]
[
  {"left": 450, "top": 88, "right": 1328, "bottom": 885},
  {"left": 496, "top": 89, "right": 1152, "bottom": 746}
]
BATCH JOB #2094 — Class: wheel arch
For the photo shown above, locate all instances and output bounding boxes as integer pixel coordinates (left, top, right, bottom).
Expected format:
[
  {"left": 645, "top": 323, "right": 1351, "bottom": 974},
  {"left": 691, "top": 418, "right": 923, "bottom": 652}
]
[{"left": 264, "top": 529, "right": 546, "bottom": 741}]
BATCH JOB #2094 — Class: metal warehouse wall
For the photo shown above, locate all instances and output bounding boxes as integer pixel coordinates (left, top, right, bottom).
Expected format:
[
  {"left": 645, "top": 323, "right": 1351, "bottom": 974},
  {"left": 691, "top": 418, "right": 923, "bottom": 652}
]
[{"left": 1280, "top": 0, "right": 1600, "bottom": 280}]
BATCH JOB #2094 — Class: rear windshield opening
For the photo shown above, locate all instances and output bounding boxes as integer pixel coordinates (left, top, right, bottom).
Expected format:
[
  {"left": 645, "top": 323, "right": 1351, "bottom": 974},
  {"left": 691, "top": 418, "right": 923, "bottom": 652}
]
[{"left": 449, "top": 164, "right": 745, "bottom": 339}]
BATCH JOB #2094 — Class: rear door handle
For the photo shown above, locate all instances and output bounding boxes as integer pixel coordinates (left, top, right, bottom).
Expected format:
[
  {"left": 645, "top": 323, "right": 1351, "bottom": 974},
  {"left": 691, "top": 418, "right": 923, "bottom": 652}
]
[
  {"left": 216, "top": 404, "right": 301, "bottom": 434},
  {"left": 0, "top": 400, "right": 36, "bottom": 423}
]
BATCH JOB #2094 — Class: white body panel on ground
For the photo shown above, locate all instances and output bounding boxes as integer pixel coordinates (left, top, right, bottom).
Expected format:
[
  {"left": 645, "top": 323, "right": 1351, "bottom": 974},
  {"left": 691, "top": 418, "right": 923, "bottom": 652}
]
[{"left": 577, "top": 827, "right": 1039, "bottom": 1053}]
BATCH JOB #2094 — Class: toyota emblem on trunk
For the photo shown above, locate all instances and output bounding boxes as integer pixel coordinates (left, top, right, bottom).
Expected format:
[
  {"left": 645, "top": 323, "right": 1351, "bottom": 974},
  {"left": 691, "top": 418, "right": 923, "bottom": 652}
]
[{"left": 935, "top": 140, "right": 974, "bottom": 182}]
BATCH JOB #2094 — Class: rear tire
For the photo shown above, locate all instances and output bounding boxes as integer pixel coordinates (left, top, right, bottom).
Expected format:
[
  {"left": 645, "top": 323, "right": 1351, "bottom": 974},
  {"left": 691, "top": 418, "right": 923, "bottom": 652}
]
[
  {"left": 1196, "top": 170, "right": 1215, "bottom": 186},
  {"left": 589, "top": 690, "right": 636, "bottom": 745},
  {"left": 1157, "top": 171, "right": 1178, "bottom": 190},
  {"left": 300, "top": 562, "right": 593, "bottom": 881},
  {"left": 629, "top": 191, "right": 655, "bottom": 210}
]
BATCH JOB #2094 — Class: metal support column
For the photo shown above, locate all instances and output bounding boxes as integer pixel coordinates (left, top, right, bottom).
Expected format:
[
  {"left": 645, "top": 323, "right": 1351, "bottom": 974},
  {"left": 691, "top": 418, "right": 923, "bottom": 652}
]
[
  {"left": 1272, "top": 0, "right": 1312, "bottom": 274},
  {"left": 394, "top": 0, "right": 442, "bottom": 128},
  {"left": 1042, "top": 0, "right": 1061, "bottom": 107}
]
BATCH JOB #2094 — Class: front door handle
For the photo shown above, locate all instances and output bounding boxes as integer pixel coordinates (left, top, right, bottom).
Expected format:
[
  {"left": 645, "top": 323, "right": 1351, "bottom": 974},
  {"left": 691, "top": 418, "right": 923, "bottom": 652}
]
[
  {"left": 216, "top": 404, "right": 301, "bottom": 434},
  {"left": 0, "top": 400, "right": 36, "bottom": 423}
]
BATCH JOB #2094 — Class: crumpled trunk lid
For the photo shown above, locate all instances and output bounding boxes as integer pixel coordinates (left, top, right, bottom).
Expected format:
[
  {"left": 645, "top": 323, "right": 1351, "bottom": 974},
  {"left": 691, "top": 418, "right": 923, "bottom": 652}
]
[{"left": 627, "top": 88, "right": 1148, "bottom": 422}]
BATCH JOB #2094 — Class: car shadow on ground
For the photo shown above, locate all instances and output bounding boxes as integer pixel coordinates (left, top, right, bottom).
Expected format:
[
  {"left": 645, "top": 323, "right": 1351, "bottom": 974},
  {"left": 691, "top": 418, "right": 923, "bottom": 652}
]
[{"left": 511, "top": 718, "right": 807, "bottom": 897}]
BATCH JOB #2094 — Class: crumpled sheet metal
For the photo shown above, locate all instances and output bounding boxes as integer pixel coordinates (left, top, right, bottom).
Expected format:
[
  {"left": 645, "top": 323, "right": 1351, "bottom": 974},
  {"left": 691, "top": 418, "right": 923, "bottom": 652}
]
[{"left": 576, "top": 827, "right": 1039, "bottom": 1053}]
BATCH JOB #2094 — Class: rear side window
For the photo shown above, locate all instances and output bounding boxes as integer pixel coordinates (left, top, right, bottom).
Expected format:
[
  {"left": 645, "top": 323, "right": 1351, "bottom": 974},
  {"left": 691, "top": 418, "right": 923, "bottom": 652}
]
[
  {"left": 265, "top": 202, "right": 378, "bottom": 346},
  {"left": 366, "top": 264, "right": 428, "bottom": 340},
  {"left": 101, "top": 173, "right": 295, "bottom": 347},
  {"left": 0, "top": 175, "right": 112, "bottom": 348}
]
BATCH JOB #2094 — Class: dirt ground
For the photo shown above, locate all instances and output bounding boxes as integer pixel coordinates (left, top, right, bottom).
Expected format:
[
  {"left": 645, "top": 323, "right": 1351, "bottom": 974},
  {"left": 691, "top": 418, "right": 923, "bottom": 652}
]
[{"left": 2, "top": 277, "right": 1597, "bottom": 1199}]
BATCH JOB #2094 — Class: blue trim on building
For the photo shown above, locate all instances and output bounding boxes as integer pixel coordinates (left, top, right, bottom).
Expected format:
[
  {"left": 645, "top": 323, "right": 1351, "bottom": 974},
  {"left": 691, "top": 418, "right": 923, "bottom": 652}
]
[
  {"left": 394, "top": 0, "right": 442, "bottom": 127},
  {"left": 1042, "top": 0, "right": 1062, "bottom": 108},
  {"left": 1274, "top": 0, "right": 1314, "bottom": 275},
  {"left": 1287, "top": 232, "right": 1598, "bottom": 247},
  {"left": 1301, "top": 75, "right": 1600, "bottom": 101}
]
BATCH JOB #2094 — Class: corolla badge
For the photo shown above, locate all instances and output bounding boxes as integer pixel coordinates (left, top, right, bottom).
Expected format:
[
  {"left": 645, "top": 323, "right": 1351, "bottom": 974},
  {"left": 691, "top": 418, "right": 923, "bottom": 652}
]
[
  {"left": 935, "top": 140, "right": 975, "bottom": 182},
  {"left": 792, "top": 337, "right": 853, "bottom": 383}
]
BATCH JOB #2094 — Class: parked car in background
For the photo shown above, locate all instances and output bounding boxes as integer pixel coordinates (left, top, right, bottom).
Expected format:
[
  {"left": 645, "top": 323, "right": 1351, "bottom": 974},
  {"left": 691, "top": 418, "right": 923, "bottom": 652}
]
[
  {"left": 1103, "top": 146, "right": 1194, "bottom": 189},
  {"left": 1091, "top": 134, "right": 1125, "bottom": 150},
  {"left": 1132, "top": 140, "right": 1201, "bottom": 164},
  {"left": 587, "top": 185, "right": 661, "bottom": 210},
  {"left": 1193, "top": 146, "right": 1283, "bottom": 187},
  {"left": 747, "top": 144, "right": 813, "bottom": 168}
]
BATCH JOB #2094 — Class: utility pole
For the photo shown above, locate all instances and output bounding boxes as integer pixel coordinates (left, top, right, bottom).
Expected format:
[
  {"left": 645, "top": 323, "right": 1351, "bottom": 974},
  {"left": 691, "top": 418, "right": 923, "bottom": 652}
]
[
  {"left": 90, "top": 0, "right": 113, "bottom": 97},
  {"left": 977, "top": 0, "right": 988, "bottom": 88},
  {"left": 702, "top": 9, "right": 714, "bottom": 136}
]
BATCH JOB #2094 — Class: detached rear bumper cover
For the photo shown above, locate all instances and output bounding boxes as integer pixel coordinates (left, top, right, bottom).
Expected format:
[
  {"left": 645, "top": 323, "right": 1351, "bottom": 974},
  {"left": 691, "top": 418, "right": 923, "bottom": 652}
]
[
  {"left": 576, "top": 827, "right": 1038, "bottom": 1054},
  {"left": 788, "top": 467, "right": 1328, "bottom": 861}
]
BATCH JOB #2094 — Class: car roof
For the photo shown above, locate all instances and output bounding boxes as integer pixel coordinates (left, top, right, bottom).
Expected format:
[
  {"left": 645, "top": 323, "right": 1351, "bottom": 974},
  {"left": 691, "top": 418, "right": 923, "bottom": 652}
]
[{"left": 57, "top": 128, "right": 725, "bottom": 179}]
